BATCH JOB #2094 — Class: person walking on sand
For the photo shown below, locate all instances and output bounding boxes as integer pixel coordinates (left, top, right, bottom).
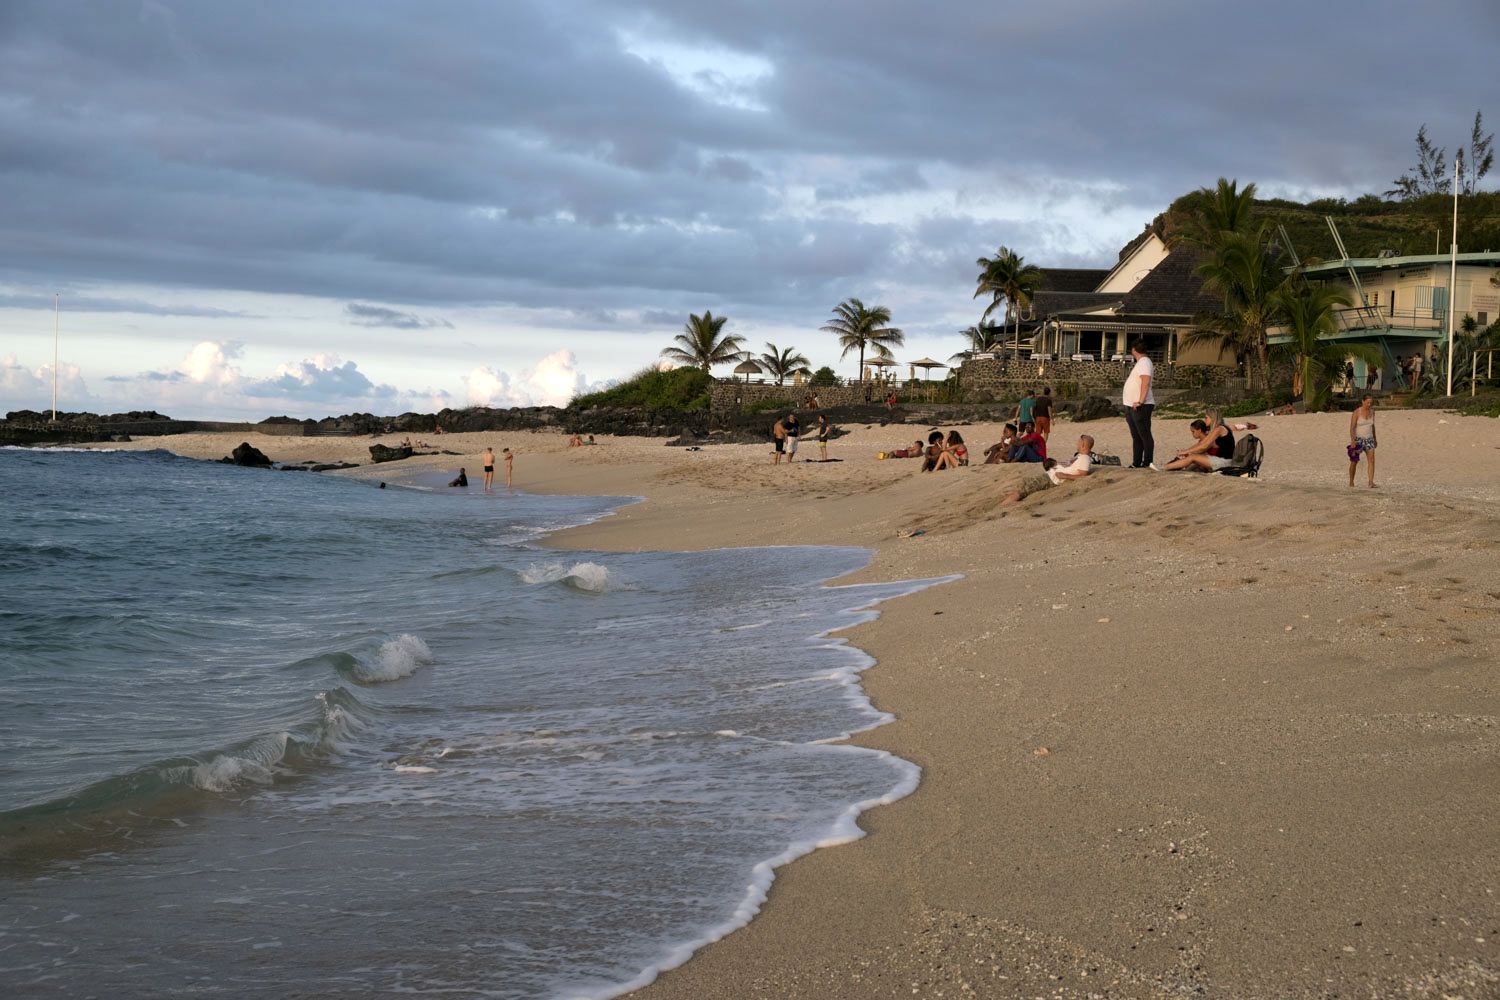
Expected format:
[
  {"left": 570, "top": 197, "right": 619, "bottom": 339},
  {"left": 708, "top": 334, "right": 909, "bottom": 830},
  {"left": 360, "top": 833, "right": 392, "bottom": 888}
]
[
  {"left": 1349, "top": 395, "right": 1377, "bottom": 488},
  {"left": 783, "top": 412, "right": 800, "bottom": 464},
  {"left": 816, "top": 414, "right": 830, "bottom": 460},
  {"left": 481, "top": 447, "right": 496, "bottom": 492},
  {"left": 502, "top": 447, "right": 513, "bottom": 490},
  {"left": 1015, "top": 387, "right": 1035, "bottom": 429},
  {"left": 1123, "top": 340, "right": 1155, "bottom": 468},
  {"left": 771, "top": 416, "right": 787, "bottom": 465},
  {"left": 1032, "top": 386, "right": 1054, "bottom": 441}
]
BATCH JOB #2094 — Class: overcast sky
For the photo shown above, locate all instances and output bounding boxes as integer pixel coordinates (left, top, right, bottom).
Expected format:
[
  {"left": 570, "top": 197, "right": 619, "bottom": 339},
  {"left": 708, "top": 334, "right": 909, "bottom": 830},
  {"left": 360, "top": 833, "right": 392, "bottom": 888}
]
[{"left": 3, "top": 0, "right": 1496, "bottom": 418}]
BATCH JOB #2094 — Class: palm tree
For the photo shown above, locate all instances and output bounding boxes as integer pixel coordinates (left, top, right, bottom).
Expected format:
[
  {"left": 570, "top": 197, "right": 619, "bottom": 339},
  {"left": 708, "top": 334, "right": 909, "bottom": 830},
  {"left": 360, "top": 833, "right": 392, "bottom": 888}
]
[
  {"left": 1270, "top": 281, "right": 1378, "bottom": 409},
  {"left": 1182, "top": 230, "right": 1286, "bottom": 388},
  {"left": 822, "top": 298, "right": 904, "bottom": 376},
  {"left": 973, "top": 247, "right": 1044, "bottom": 348},
  {"left": 949, "top": 322, "right": 1005, "bottom": 363},
  {"left": 757, "top": 342, "right": 812, "bottom": 386},
  {"left": 1179, "top": 178, "right": 1258, "bottom": 247},
  {"left": 660, "top": 311, "right": 748, "bottom": 371}
]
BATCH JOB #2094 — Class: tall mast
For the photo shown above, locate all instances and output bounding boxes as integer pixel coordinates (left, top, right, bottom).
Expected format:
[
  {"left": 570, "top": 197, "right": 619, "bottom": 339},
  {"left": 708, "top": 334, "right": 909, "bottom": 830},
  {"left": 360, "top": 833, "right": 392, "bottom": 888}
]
[{"left": 52, "top": 293, "right": 59, "bottom": 422}]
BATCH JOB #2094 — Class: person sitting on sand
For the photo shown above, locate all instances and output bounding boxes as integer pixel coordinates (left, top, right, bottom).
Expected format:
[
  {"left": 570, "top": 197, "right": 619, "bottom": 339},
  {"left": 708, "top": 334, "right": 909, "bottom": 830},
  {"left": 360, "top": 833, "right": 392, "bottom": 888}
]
[
  {"left": 568, "top": 433, "right": 583, "bottom": 448},
  {"left": 984, "top": 424, "right": 1018, "bottom": 464},
  {"left": 921, "top": 431, "right": 946, "bottom": 472},
  {"left": 1156, "top": 415, "right": 1234, "bottom": 472},
  {"left": 933, "top": 430, "right": 969, "bottom": 470},
  {"left": 1046, "top": 435, "right": 1095, "bottom": 485},
  {"left": 1007, "top": 422, "right": 1047, "bottom": 463},
  {"left": 448, "top": 467, "right": 468, "bottom": 488},
  {"left": 586, "top": 435, "right": 596, "bottom": 445}
]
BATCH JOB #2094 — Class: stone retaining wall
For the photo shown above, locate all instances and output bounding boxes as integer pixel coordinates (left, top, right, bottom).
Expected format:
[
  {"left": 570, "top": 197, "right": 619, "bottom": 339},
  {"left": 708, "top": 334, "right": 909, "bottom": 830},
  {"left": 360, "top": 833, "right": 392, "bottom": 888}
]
[{"left": 956, "top": 356, "right": 1243, "bottom": 397}]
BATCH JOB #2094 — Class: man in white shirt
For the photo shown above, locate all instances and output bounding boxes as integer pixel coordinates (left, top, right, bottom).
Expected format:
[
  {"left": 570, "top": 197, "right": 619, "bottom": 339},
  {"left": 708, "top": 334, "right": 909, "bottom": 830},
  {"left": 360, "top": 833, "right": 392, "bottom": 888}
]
[
  {"left": 1122, "top": 340, "right": 1155, "bottom": 468},
  {"left": 1046, "top": 435, "right": 1094, "bottom": 485}
]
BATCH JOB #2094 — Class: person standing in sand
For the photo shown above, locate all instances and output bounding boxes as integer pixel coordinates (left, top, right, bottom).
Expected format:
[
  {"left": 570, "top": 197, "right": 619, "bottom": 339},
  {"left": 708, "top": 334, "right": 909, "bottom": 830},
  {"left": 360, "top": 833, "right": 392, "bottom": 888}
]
[
  {"left": 783, "top": 413, "right": 800, "bottom": 464},
  {"left": 1349, "top": 395, "right": 1377, "bottom": 488},
  {"left": 1032, "top": 387, "right": 1054, "bottom": 441},
  {"left": 771, "top": 417, "right": 787, "bottom": 465},
  {"left": 1123, "top": 340, "right": 1155, "bottom": 468},
  {"left": 482, "top": 447, "right": 496, "bottom": 492},
  {"left": 816, "top": 414, "right": 830, "bottom": 460},
  {"left": 1015, "top": 387, "right": 1035, "bottom": 429},
  {"left": 502, "top": 447, "right": 513, "bottom": 490}
]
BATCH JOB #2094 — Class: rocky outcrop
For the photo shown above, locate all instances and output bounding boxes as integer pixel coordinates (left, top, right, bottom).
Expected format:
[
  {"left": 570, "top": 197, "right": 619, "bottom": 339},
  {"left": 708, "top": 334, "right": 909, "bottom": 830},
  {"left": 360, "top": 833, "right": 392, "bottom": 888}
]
[
  {"left": 369, "top": 444, "right": 413, "bottom": 463},
  {"left": 224, "top": 442, "right": 273, "bottom": 467},
  {"left": 1071, "top": 396, "right": 1120, "bottom": 423}
]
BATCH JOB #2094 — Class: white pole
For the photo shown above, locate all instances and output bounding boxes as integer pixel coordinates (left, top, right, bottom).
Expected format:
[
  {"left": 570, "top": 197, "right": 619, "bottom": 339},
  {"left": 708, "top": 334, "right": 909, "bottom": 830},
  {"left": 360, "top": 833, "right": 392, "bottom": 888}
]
[
  {"left": 52, "top": 293, "right": 59, "bottom": 422},
  {"left": 1445, "top": 159, "right": 1459, "bottom": 397}
]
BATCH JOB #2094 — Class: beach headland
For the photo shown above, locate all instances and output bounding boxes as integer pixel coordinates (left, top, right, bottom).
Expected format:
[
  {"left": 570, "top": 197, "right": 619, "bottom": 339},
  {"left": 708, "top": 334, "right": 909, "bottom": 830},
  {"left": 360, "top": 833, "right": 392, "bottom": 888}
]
[{"left": 86, "top": 409, "right": 1500, "bottom": 998}]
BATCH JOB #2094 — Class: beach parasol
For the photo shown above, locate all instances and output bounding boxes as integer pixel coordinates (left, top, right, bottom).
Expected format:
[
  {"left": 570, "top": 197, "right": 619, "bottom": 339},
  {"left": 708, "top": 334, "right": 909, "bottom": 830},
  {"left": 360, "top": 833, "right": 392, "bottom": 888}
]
[
  {"left": 910, "top": 357, "right": 947, "bottom": 380},
  {"left": 862, "top": 355, "right": 896, "bottom": 382},
  {"left": 732, "top": 360, "right": 763, "bottom": 381}
]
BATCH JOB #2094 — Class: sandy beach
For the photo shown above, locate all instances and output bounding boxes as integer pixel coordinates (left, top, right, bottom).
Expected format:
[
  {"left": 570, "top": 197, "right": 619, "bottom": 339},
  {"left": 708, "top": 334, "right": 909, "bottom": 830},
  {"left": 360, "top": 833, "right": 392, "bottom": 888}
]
[{"left": 90, "top": 407, "right": 1500, "bottom": 998}]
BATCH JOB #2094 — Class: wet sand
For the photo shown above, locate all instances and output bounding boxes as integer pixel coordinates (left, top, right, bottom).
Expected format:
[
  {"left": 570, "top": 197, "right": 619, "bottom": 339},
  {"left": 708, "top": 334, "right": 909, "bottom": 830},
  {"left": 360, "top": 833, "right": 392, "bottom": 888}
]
[{"left": 91, "top": 408, "right": 1500, "bottom": 997}]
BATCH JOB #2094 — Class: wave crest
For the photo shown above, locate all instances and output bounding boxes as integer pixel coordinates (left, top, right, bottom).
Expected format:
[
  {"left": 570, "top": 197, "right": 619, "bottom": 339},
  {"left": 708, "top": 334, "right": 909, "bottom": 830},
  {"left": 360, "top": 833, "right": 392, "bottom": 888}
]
[
  {"left": 349, "top": 634, "right": 433, "bottom": 683},
  {"left": 518, "top": 561, "right": 614, "bottom": 592}
]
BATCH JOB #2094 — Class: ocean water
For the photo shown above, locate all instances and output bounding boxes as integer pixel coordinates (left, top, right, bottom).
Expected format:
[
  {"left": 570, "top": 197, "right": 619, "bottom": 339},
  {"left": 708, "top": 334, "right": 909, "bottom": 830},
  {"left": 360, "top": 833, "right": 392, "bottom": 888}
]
[{"left": 0, "top": 448, "right": 943, "bottom": 999}]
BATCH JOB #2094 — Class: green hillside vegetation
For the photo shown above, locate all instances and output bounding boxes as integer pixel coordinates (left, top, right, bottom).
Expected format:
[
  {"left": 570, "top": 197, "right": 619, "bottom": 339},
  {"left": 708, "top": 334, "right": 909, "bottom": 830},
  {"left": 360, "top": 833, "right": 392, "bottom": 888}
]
[
  {"left": 569, "top": 365, "right": 712, "bottom": 411},
  {"left": 1136, "top": 189, "right": 1500, "bottom": 264}
]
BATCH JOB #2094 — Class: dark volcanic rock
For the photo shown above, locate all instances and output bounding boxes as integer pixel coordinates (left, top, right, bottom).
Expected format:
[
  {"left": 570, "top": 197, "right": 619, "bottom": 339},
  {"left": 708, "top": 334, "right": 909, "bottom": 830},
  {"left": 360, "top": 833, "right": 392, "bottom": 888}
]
[
  {"left": 1073, "top": 395, "right": 1120, "bottom": 422},
  {"left": 225, "top": 442, "right": 273, "bottom": 467},
  {"left": 310, "top": 462, "right": 359, "bottom": 472},
  {"left": 369, "top": 444, "right": 413, "bottom": 464}
]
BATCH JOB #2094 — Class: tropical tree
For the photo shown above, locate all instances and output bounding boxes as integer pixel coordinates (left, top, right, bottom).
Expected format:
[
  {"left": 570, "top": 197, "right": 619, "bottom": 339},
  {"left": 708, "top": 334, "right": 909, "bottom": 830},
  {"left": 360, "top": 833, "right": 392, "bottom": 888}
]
[
  {"left": 660, "top": 311, "right": 748, "bottom": 371},
  {"left": 1423, "top": 313, "right": 1500, "bottom": 394},
  {"left": 949, "top": 322, "right": 1005, "bottom": 364},
  {"left": 973, "top": 246, "right": 1044, "bottom": 347},
  {"left": 822, "top": 298, "right": 904, "bottom": 376},
  {"left": 757, "top": 342, "right": 812, "bottom": 386},
  {"left": 1182, "top": 229, "right": 1288, "bottom": 389},
  {"left": 1178, "top": 178, "right": 1259, "bottom": 247},
  {"left": 1269, "top": 281, "right": 1378, "bottom": 409}
]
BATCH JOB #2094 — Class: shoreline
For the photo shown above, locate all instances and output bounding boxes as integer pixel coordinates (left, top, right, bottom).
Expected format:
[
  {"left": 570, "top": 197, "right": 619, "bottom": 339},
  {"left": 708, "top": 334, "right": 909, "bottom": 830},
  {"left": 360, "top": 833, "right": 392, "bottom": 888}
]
[{"left": 82, "top": 411, "right": 1500, "bottom": 997}]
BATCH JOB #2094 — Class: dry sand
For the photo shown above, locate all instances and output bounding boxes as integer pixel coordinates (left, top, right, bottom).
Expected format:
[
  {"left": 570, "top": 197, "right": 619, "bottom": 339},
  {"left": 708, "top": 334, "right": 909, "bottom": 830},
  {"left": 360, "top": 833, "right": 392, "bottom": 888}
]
[{"left": 90, "top": 408, "right": 1500, "bottom": 998}]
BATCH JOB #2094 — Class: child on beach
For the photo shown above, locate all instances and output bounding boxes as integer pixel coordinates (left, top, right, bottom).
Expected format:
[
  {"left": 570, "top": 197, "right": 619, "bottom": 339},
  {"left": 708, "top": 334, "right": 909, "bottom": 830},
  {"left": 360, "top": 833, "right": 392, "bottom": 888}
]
[
  {"left": 1349, "top": 395, "right": 1377, "bottom": 488},
  {"left": 482, "top": 447, "right": 495, "bottom": 492}
]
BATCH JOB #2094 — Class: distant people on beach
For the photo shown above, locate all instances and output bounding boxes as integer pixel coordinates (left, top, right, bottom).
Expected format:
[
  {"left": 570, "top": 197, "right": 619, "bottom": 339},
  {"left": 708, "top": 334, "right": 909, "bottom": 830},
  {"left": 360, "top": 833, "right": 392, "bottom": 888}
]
[
  {"left": 1123, "top": 340, "right": 1155, "bottom": 468},
  {"left": 1032, "top": 387, "right": 1054, "bottom": 440},
  {"left": 783, "top": 413, "right": 800, "bottom": 464},
  {"left": 448, "top": 467, "right": 468, "bottom": 488},
  {"left": 1156, "top": 412, "right": 1235, "bottom": 473},
  {"left": 803, "top": 393, "right": 821, "bottom": 410},
  {"left": 930, "top": 430, "right": 968, "bottom": 470},
  {"left": 568, "top": 433, "right": 584, "bottom": 448},
  {"left": 1016, "top": 387, "right": 1035, "bottom": 428},
  {"left": 771, "top": 417, "right": 787, "bottom": 464},
  {"left": 882, "top": 439, "right": 925, "bottom": 459},
  {"left": 503, "top": 448, "right": 513, "bottom": 489},
  {"left": 984, "top": 423, "right": 1019, "bottom": 464},
  {"left": 885, "top": 391, "right": 898, "bottom": 410},
  {"left": 816, "top": 414, "right": 830, "bottom": 460},
  {"left": 920, "top": 431, "right": 946, "bottom": 472},
  {"left": 587, "top": 435, "right": 596, "bottom": 445},
  {"left": 1349, "top": 395, "right": 1377, "bottom": 488},
  {"left": 1046, "top": 435, "right": 1095, "bottom": 485},
  {"left": 482, "top": 447, "right": 496, "bottom": 492}
]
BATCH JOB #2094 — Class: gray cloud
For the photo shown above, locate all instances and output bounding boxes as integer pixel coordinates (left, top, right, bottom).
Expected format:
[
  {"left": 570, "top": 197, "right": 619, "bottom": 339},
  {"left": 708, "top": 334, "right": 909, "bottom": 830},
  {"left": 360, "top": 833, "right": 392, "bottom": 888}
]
[
  {"left": 0, "top": 0, "right": 1495, "bottom": 352},
  {"left": 345, "top": 302, "right": 454, "bottom": 329}
]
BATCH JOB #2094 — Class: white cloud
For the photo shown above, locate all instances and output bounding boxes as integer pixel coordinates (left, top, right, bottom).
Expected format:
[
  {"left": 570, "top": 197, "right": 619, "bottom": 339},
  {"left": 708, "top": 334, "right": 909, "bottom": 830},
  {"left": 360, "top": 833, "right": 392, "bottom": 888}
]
[
  {"left": 2, "top": 353, "right": 90, "bottom": 411},
  {"left": 465, "top": 349, "right": 591, "bottom": 408},
  {"left": 180, "top": 340, "right": 244, "bottom": 385}
]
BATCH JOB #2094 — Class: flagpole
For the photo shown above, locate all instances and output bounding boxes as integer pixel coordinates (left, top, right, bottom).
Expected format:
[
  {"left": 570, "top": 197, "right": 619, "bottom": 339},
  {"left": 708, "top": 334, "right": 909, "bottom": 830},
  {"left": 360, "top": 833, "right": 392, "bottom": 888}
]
[
  {"left": 52, "top": 293, "right": 60, "bottom": 422},
  {"left": 1445, "top": 159, "right": 1459, "bottom": 398}
]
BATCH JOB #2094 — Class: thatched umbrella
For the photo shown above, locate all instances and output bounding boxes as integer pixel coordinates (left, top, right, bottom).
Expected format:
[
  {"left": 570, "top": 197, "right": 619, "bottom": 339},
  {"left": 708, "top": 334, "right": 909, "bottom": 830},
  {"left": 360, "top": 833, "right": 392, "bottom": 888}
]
[
  {"left": 733, "top": 360, "right": 763, "bottom": 382},
  {"left": 910, "top": 357, "right": 946, "bottom": 381}
]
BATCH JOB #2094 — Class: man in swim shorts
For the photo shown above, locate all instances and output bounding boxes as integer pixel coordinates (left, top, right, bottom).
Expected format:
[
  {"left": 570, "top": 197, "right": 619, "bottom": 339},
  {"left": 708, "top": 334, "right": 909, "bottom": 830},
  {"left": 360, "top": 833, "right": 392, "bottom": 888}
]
[
  {"left": 771, "top": 417, "right": 786, "bottom": 464},
  {"left": 482, "top": 447, "right": 495, "bottom": 492}
]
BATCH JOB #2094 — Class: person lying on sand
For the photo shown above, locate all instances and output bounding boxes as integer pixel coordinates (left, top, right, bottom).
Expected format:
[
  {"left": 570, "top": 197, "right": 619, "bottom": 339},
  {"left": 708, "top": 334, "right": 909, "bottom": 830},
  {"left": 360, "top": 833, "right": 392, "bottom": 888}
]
[
  {"left": 882, "top": 439, "right": 926, "bottom": 459},
  {"left": 448, "top": 467, "right": 468, "bottom": 488},
  {"left": 984, "top": 424, "right": 1019, "bottom": 464},
  {"left": 1046, "top": 435, "right": 1095, "bottom": 485},
  {"left": 933, "top": 430, "right": 968, "bottom": 470},
  {"left": 1000, "top": 471, "right": 1054, "bottom": 506}
]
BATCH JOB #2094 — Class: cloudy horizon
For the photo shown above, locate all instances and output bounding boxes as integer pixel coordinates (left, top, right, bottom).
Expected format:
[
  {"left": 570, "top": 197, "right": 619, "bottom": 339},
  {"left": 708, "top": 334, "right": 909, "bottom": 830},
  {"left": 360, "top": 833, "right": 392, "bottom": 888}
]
[{"left": 2, "top": 0, "right": 1496, "bottom": 419}]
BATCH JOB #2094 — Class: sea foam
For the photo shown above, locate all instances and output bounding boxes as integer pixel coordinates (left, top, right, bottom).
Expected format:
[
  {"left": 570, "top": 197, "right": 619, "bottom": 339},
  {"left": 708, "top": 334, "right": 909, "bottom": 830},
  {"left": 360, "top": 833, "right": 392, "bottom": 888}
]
[
  {"left": 351, "top": 634, "right": 433, "bottom": 683},
  {"left": 519, "top": 560, "right": 615, "bottom": 592}
]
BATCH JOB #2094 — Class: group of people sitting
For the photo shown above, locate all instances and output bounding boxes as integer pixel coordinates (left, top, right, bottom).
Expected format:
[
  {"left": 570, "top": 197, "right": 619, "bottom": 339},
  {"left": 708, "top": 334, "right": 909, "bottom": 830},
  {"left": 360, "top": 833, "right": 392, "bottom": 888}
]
[
  {"left": 884, "top": 430, "right": 968, "bottom": 470},
  {"left": 983, "top": 421, "right": 1048, "bottom": 464},
  {"left": 1153, "top": 409, "right": 1251, "bottom": 473},
  {"left": 567, "top": 433, "right": 597, "bottom": 447}
]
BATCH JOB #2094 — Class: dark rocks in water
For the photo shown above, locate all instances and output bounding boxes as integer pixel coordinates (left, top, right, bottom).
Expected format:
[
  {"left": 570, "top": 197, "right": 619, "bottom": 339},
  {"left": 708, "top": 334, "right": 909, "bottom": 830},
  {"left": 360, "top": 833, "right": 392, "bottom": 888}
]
[
  {"left": 310, "top": 462, "right": 359, "bottom": 472},
  {"left": 223, "top": 442, "right": 273, "bottom": 467},
  {"left": 369, "top": 444, "right": 413, "bottom": 464},
  {"left": 1073, "top": 396, "right": 1119, "bottom": 423},
  {"left": 278, "top": 465, "right": 309, "bottom": 472}
]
